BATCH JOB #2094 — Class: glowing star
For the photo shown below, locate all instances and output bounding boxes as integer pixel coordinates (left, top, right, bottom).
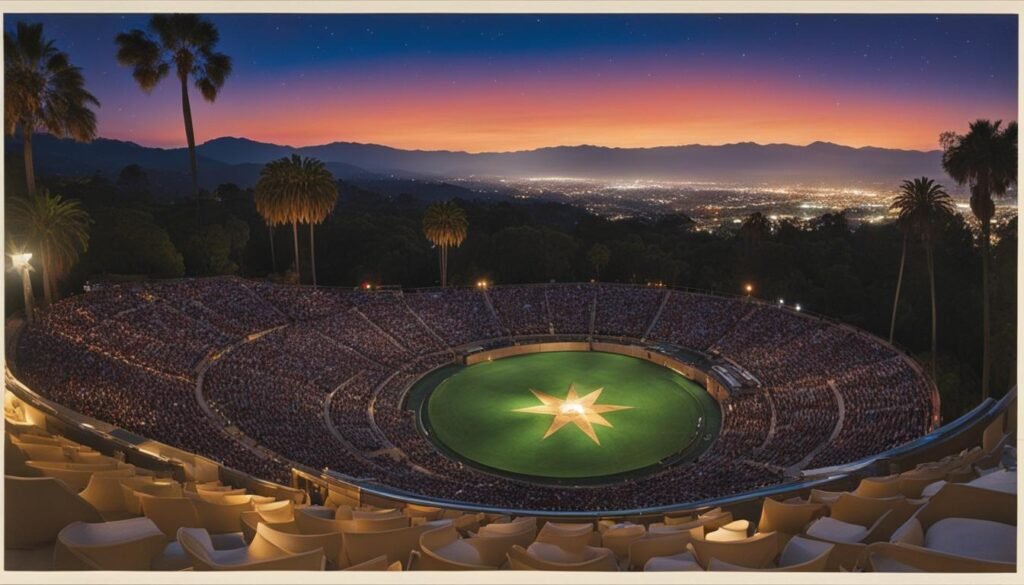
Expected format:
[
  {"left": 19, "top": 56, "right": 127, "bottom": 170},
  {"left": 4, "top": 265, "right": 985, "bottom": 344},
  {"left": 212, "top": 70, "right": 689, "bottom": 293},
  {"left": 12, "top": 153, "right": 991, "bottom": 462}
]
[{"left": 513, "top": 383, "right": 633, "bottom": 445}]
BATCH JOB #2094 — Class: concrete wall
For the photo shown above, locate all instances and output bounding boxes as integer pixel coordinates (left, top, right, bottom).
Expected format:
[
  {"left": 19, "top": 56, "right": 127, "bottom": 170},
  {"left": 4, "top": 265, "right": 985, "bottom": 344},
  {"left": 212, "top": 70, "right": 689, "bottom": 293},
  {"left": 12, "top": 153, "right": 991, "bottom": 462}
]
[{"left": 465, "top": 342, "right": 590, "bottom": 365}]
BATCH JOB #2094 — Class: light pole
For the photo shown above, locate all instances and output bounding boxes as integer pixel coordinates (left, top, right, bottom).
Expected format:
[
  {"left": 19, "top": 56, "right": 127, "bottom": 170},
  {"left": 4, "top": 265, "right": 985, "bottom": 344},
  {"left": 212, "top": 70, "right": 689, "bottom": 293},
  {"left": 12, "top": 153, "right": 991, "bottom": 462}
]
[
  {"left": 744, "top": 283, "right": 753, "bottom": 299},
  {"left": 11, "top": 253, "right": 34, "bottom": 324}
]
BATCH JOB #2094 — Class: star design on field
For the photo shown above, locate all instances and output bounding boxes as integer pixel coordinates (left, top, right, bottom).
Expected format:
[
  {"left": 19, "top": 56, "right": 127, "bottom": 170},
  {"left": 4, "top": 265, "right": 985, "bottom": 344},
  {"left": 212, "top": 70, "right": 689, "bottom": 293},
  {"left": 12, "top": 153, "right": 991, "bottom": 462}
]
[{"left": 513, "top": 383, "right": 633, "bottom": 445}]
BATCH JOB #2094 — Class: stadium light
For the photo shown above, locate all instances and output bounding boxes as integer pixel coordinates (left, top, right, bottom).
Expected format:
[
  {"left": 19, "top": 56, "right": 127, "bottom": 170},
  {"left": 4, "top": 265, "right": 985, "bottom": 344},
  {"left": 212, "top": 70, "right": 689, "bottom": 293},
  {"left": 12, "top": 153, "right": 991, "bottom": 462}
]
[
  {"left": 9, "top": 252, "right": 34, "bottom": 324},
  {"left": 778, "top": 298, "right": 785, "bottom": 305},
  {"left": 795, "top": 303, "right": 802, "bottom": 312},
  {"left": 11, "top": 253, "right": 31, "bottom": 269},
  {"left": 744, "top": 283, "right": 753, "bottom": 297}
]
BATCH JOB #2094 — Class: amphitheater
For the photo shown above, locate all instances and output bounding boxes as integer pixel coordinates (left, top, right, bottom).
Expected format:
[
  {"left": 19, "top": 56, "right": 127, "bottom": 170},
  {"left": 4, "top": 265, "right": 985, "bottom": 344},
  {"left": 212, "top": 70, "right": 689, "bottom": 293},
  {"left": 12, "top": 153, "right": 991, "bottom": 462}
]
[{"left": 4, "top": 277, "right": 1017, "bottom": 572}]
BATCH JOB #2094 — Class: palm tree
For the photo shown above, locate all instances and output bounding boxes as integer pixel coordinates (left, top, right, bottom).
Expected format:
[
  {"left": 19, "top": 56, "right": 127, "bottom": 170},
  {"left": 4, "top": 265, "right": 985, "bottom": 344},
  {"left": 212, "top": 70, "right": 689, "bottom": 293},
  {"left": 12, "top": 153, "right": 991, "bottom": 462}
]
[
  {"left": 941, "top": 120, "right": 1017, "bottom": 399},
  {"left": 253, "top": 155, "right": 336, "bottom": 285},
  {"left": 115, "top": 14, "right": 232, "bottom": 199},
  {"left": 4, "top": 22, "right": 99, "bottom": 197},
  {"left": 295, "top": 158, "right": 337, "bottom": 287},
  {"left": 8, "top": 189, "right": 92, "bottom": 305},
  {"left": 889, "top": 177, "right": 956, "bottom": 384},
  {"left": 888, "top": 215, "right": 910, "bottom": 345},
  {"left": 422, "top": 201, "right": 468, "bottom": 287}
]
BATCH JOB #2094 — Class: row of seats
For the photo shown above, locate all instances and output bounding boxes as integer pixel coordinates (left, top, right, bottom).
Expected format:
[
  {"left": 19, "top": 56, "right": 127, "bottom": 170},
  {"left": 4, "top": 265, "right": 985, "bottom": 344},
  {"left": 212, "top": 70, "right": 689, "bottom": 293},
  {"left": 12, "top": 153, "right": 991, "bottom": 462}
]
[{"left": 5, "top": 381, "right": 1015, "bottom": 572}]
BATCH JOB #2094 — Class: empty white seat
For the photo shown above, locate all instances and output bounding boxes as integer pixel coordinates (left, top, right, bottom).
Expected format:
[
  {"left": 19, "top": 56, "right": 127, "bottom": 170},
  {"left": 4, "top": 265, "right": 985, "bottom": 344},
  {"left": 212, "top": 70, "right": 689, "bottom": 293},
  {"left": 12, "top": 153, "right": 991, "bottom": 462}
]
[
  {"left": 4, "top": 475, "right": 103, "bottom": 548},
  {"left": 177, "top": 525, "right": 325, "bottom": 570},
  {"left": 805, "top": 517, "right": 870, "bottom": 544},
  {"left": 968, "top": 469, "right": 1016, "bottom": 495},
  {"left": 644, "top": 550, "right": 703, "bottom": 571},
  {"left": 923, "top": 518, "right": 1015, "bottom": 564},
  {"left": 54, "top": 517, "right": 169, "bottom": 570},
  {"left": 507, "top": 542, "right": 618, "bottom": 571}
]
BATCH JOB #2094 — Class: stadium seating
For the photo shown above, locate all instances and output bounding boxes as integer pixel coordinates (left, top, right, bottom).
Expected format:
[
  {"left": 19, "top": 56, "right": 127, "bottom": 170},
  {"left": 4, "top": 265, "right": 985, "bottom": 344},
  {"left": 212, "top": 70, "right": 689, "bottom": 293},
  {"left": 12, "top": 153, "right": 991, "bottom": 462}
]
[
  {"left": 53, "top": 517, "right": 169, "bottom": 570},
  {"left": 5, "top": 278, "right": 1014, "bottom": 573},
  {"left": 177, "top": 525, "right": 326, "bottom": 570},
  {"left": 507, "top": 542, "right": 618, "bottom": 571},
  {"left": 414, "top": 524, "right": 508, "bottom": 569}
]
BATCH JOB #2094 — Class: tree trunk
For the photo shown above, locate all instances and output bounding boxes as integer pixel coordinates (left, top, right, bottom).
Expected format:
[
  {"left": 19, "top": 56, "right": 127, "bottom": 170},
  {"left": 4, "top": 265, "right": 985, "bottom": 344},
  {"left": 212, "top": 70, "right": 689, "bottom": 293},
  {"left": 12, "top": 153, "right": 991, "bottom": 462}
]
[
  {"left": 981, "top": 220, "right": 991, "bottom": 400},
  {"left": 292, "top": 221, "right": 301, "bottom": 284},
  {"left": 41, "top": 241, "right": 53, "bottom": 306},
  {"left": 268, "top": 225, "right": 277, "bottom": 273},
  {"left": 309, "top": 222, "right": 317, "bottom": 288},
  {"left": 179, "top": 74, "right": 201, "bottom": 219},
  {"left": 20, "top": 265, "right": 34, "bottom": 324},
  {"left": 889, "top": 233, "right": 908, "bottom": 344},
  {"left": 439, "top": 245, "right": 444, "bottom": 287},
  {"left": 444, "top": 244, "right": 449, "bottom": 287},
  {"left": 23, "top": 127, "right": 36, "bottom": 197},
  {"left": 926, "top": 234, "right": 938, "bottom": 384}
]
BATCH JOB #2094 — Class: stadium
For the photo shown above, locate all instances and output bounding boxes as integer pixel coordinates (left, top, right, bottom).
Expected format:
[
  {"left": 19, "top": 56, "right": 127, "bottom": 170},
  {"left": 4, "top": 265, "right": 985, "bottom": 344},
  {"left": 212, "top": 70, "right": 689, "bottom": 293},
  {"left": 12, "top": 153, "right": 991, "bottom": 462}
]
[{"left": 5, "top": 277, "right": 1015, "bottom": 571}]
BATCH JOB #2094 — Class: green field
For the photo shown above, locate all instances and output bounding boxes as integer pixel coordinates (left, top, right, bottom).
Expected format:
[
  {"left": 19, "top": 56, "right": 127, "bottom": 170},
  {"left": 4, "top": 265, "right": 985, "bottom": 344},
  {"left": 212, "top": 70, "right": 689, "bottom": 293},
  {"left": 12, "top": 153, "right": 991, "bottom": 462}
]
[{"left": 419, "top": 351, "right": 720, "bottom": 483}]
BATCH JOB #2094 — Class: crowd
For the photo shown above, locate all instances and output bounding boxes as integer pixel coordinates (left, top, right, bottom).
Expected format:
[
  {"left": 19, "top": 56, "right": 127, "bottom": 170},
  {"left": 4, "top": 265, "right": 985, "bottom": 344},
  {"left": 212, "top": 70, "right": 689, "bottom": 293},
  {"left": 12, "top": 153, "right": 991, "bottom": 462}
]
[
  {"left": 541, "top": 284, "right": 593, "bottom": 334},
  {"left": 488, "top": 285, "right": 551, "bottom": 336},
  {"left": 808, "top": 357, "right": 932, "bottom": 468},
  {"left": 647, "top": 292, "right": 754, "bottom": 350},
  {"left": 12, "top": 278, "right": 934, "bottom": 511},
  {"left": 760, "top": 382, "right": 839, "bottom": 467},
  {"left": 593, "top": 284, "right": 666, "bottom": 339},
  {"left": 404, "top": 289, "right": 504, "bottom": 347}
]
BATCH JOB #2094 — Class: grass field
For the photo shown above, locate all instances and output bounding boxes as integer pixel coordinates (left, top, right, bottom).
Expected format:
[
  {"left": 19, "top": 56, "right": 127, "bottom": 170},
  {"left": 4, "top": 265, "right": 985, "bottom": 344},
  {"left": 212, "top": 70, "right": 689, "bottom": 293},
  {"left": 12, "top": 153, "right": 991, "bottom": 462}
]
[{"left": 421, "top": 351, "right": 720, "bottom": 482}]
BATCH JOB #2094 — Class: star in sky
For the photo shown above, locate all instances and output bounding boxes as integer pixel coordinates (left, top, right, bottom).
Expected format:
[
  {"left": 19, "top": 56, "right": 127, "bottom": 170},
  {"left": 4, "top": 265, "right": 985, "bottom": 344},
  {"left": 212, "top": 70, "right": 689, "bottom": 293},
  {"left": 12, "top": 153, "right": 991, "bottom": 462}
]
[{"left": 514, "top": 383, "right": 633, "bottom": 445}]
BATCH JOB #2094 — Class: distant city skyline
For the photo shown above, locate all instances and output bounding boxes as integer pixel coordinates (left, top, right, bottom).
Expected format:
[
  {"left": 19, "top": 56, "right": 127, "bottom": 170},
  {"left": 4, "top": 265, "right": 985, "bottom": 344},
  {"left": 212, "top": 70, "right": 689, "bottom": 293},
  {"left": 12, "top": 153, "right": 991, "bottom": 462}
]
[{"left": 5, "top": 13, "right": 1017, "bottom": 152}]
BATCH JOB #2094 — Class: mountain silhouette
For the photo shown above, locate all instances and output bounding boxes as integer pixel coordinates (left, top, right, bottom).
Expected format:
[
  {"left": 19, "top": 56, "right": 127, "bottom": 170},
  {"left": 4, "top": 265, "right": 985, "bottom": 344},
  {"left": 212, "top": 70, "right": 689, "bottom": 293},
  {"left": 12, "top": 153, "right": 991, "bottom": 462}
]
[{"left": 8, "top": 133, "right": 945, "bottom": 199}]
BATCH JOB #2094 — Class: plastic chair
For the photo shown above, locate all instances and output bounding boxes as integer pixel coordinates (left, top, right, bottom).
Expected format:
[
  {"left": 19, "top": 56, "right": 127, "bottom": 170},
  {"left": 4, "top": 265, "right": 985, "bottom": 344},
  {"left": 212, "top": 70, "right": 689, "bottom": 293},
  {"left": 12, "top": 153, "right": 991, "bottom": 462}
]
[
  {"left": 888, "top": 483, "right": 1016, "bottom": 568},
  {"left": 507, "top": 542, "right": 618, "bottom": 571},
  {"left": 79, "top": 470, "right": 141, "bottom": 520},
  {"left": 535, "top": 521, "right": 597, "bottom": 550},
  {"left": 341, "top": 519, "right": 449, "bottom": 568},
  {"left": 252, "top": 520, "right": 343, "bottom": 568},
  {"left": 415, "top": 523, "right": 507, "bottom": 569},
  {"left": 690, "top": 530, "right": 781, "bottom": 569},
  {"left": 54, "top": 517, "right": 169, "bottom": 570},
  {"left": 140, "top": 495, "right": 202, "bottom": 538},
  {"left": 296, "top": 506, "right": 341, "bottom": 534},
  {"left": 758, "top": 497, "right": 826, "bottom": 538},
  {"left": 4, "top": 475, "right": 103, "bottom": 548},
  {"left": 626, "top": 530, "right": 699, "bottom": 571},
  {"left": 600, "top": 523, "right": 646, "bottom": 561},
  {"left": 177, "top": 525, "right": 325, "bottom": 570},
  {"left": 193, "top": 496, "right": 252, "bottom": 534},
  {"left": 707, "top": 535, "right": 832, "bottom": 571}
]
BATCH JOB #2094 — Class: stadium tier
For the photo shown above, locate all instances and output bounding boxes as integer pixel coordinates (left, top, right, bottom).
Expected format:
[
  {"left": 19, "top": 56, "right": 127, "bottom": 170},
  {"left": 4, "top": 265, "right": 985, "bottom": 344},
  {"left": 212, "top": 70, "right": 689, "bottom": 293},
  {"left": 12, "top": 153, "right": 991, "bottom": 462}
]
[
  {"left": 4, "top": 277, "right": 1015, "bottom": 572},
  {"left": 9, "top": 277, "right": 938, "bottom": 510}
]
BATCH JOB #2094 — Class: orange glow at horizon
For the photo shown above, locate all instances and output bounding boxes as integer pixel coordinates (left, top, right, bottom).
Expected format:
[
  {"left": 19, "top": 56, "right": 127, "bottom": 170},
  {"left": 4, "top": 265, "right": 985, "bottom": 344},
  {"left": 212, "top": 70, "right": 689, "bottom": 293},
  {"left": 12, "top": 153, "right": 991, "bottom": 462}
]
[{"left": 100, "top": 69, "right": 1017, "bottom": 153}]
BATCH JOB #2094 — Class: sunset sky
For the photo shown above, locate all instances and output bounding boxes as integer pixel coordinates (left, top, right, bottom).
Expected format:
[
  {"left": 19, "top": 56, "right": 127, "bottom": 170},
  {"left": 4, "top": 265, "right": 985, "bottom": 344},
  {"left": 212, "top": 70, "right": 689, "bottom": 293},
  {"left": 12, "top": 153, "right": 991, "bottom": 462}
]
[{"left": 6, "top": 13, "right": 1018, "bottom": 152}]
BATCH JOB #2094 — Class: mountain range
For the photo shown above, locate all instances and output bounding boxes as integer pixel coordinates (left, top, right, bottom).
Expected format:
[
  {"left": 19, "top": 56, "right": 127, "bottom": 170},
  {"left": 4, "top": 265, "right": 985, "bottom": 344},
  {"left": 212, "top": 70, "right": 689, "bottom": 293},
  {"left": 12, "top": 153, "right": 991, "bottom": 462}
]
[{"left": 7, "top": 133, "right": 946, "bottom": 199}]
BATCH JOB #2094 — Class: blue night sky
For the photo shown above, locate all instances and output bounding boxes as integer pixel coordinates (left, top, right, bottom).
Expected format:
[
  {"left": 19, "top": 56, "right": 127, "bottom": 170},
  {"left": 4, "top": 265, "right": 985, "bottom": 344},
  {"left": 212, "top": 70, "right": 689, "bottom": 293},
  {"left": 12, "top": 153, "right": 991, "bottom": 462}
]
[{"left": 5, "top": 13, "right": 1017, "bottom": 151}]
